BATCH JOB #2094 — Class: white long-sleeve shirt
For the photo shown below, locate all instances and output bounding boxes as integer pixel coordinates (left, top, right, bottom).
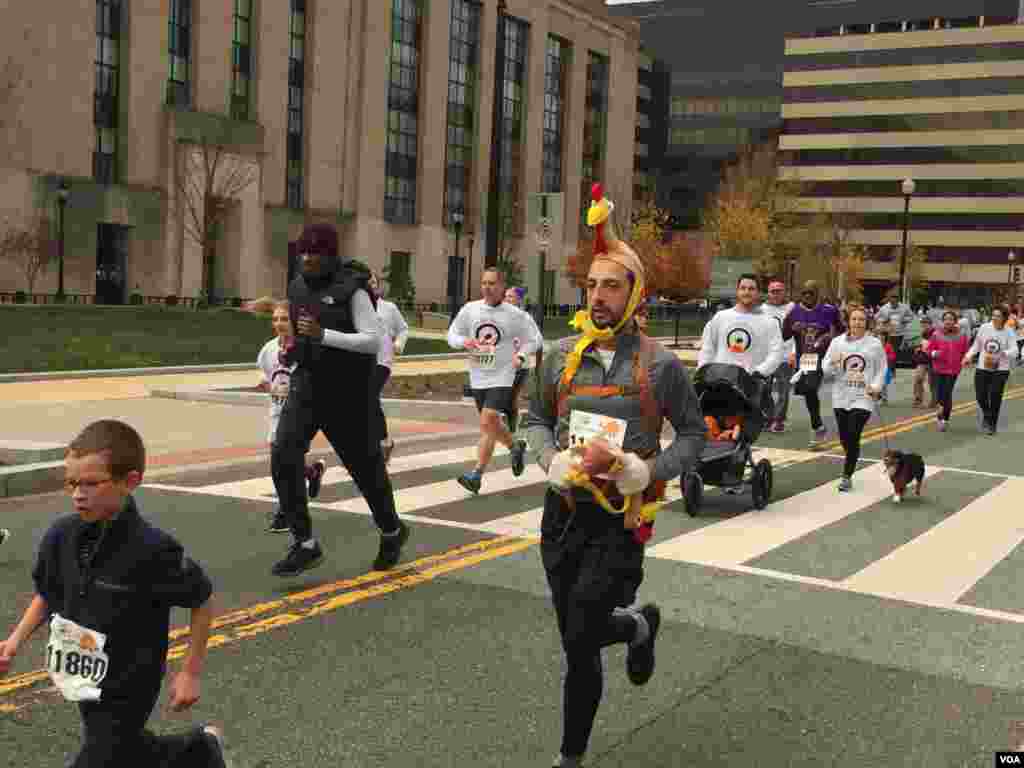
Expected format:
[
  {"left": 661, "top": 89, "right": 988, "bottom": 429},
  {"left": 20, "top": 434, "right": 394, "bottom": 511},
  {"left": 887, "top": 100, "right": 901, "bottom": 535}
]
[
  {"left": 320, "top": 289, "right": 381, "bottom": 355},
  {"left": 759, "top": 301, "right": 796, "bottom": 359},
  {"left": 376, "top": 298, "right": 410, "bottom": 368},
  {"left": 447, "top": 300, "right": 542, "bottom": 388},
  {"left": 822, "top": 333, "right": 888, "bottom": 412},
  {"left": 698, "top": 306, "right": 784, "bottom": 376},
  {"left": 965, "top": 322, "right": 1019, "bottom": 372}
]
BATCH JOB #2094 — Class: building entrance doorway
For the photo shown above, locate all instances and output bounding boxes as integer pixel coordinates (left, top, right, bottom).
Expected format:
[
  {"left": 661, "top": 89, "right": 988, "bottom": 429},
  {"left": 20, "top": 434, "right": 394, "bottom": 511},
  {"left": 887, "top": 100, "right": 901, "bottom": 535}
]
[{"left": 96, "top": 223, "right": 128, "bottom": 305}]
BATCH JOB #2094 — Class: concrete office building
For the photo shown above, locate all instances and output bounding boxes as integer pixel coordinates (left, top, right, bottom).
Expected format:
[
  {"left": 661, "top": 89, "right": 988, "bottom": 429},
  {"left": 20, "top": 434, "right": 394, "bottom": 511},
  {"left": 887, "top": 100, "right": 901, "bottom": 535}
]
[
  {"left": 0, "top": 0, "right": 639, "bottom": 305},
  {"left": 780, "top": 5, "right": 1024, "bottom": 305}
]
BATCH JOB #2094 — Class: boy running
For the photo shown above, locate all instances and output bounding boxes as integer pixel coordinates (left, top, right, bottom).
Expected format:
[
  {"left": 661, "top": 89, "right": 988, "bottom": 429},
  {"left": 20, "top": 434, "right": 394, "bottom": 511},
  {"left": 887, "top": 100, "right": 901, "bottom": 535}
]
[{"left": 0, "top": 420, "right": 228, "bottom": 767}]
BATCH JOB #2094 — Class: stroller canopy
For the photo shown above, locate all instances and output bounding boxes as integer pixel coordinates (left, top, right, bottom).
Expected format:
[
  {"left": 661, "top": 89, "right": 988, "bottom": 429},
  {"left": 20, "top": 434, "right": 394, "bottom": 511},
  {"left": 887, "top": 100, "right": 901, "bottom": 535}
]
[{"left": 693, "top": 363, "right": 771, "bottom": 422}]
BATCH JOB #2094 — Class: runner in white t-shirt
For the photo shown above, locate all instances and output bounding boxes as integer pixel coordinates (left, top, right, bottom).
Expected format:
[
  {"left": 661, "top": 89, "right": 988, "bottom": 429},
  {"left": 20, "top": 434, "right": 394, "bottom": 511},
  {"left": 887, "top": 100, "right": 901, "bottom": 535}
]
[
  {"left": 253, "top": 300, "right": 325, "bottom": 532},
  {"left": 502, "top": 285, "right": 544, "bottom": 433},
  {"left": 447, "top": 267, "right": 541, "bottom": 494},
  {"left": 698, "top": 274, "right": 784, "bottom": 377},
  {"left": 759, "top": 280, "right": 796, "bottom": 433},
  {"left": 369, "top": 272, "right": 410, "bottom": 463}
]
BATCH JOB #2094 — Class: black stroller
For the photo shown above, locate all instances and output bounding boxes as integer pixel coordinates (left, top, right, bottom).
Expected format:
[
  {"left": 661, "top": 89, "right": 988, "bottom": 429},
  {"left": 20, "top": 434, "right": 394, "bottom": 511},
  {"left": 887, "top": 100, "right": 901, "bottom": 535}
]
[{"left": 683, "top": 363, "right": 774, "bottom": 515}]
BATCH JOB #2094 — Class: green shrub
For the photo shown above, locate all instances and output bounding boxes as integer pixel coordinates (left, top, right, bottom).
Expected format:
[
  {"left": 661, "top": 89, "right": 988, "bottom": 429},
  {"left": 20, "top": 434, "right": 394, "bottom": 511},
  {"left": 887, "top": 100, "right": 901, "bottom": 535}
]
[
  {"left": 14, "top": 290, "right": 26, "bottom": 304},
  {"left": 165, "top": 294, "right": 179, "bottom": 307},
  {"left": 130, "top": 292, "right": 143, "bottom": 306}
]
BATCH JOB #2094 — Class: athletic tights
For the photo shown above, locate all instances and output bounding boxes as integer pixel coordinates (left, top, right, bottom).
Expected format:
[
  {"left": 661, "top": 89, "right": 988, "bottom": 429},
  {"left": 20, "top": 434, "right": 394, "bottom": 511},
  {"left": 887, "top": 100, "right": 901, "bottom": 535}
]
[
  {"left": 975, "top": 369, "right": 1010, "bottom": 428},
  {"left": 833, "top": 408, "right": 872, "bottom": 478}
]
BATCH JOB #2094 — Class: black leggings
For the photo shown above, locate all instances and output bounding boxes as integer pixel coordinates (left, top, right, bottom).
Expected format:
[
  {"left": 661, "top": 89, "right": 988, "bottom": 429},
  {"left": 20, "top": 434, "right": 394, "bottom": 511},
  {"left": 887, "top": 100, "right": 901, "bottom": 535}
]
[
  {"left": 72, "top": 692, "right": 212, "bottom": 767},
  {"left": 975, "top": 369, "right": 1010, "bottom": 428},
  {"left": 804, "top": 388, "right": 823, "bottom": 430},
  {"left": 541, "top": 492, "right": 643, "bottom": 759},
  {"left": 834, "top": 408, "right": 872, "bottom": 478},
  {"left": 374, "top": 364, "right": 392, "bottom": 440},
  {"left": 933, "top": 373, "right": 958, "bottom": 421},
  {"left": 272, "top": 370, "right": 400, "bottom": 540}
]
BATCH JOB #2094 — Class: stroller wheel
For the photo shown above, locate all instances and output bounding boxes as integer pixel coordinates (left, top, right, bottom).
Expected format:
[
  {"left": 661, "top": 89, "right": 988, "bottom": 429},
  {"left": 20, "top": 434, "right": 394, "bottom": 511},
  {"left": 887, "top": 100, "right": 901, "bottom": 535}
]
[
  {"left": 684, "top": 473, "right": 703, "bottom": 517},
  {"left": 751, "top": 460, "right": 772, "bottom": 510}
]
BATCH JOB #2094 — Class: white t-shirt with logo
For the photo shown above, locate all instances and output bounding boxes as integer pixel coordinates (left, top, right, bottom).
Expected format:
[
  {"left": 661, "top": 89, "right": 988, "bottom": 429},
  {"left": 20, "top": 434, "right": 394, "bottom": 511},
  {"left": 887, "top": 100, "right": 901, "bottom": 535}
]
[
  {"left": 759, "top": 301, "right": 796, "bottom": 359},
  {"left": 822, "top": 333, "right": 888, "bottom": 412},
  {"left": 447, "top": 300, "right": 542, "bottom": 389},
  {"left": 697, "top": 307, "right": 784, "bottom": 376},
  {"left": 967, "top": 323, "right": 1018, "bottom": 372},
  {"left": 258, "top": 337, "right": 296, "bottom": 443}
]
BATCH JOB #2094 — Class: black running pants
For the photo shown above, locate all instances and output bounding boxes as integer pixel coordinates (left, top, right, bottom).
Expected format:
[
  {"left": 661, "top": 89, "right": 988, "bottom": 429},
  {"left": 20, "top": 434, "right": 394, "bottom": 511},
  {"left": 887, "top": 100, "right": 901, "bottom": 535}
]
[
  {"left": 933, "top": 373, "right": 958, "bottom": 422},
  {"left": 72, "top": 692, "right": 212, "bottom": 767},
  {"left": 975, "top": 369, "right": 1009, "bottom": 429},
  {"left": 272, "top": 369, "right": 400, "bottom": 541},
  {"left": 373, "top": 364, "right": 392, "bottom": 440},
  {"left": 541, "top": 491, "right": 643, "bottom": 759},
  {"left": 834, "top": 408, "right": 872, "bottom": 478},
  {"left": 804, "top": 388, "right": 824, "bottom": 430}
]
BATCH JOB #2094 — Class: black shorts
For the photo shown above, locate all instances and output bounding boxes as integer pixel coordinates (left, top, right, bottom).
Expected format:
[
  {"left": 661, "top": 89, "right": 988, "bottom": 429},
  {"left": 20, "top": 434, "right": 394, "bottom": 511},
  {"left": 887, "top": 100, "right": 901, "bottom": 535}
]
[{"left": 472, "top": 386, "right": 514, "bottom": 414}]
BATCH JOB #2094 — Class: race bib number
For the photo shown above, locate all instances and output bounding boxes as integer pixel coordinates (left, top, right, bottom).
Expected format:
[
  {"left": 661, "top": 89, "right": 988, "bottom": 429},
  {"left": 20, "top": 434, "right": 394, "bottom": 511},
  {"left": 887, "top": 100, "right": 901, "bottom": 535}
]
[
  {"left": 569, "top": 410, "right": 627, "bottom": 452},
  {"left": 470, "top": 345, "right": 496, "bottom": 370},
  {"left": 46, "top": 614, "right": 109, "bottom": 702},
  {"left": 844, "top": 371, "right": 866, "bottom": 390},
  {"left": 799, "top": 353, "right": 819, "bottom": 373}
]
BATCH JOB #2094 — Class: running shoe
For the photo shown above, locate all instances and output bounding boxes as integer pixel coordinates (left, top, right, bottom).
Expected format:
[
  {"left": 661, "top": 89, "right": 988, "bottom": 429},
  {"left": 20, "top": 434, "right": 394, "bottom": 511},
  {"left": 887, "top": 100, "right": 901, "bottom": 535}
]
[
  {"left": 771, "top": 420, "right": 786, "bottom": 434},
  {"left": 0, "top": 528, "right": 9, "bottom": 546},
  {"left": 809, "top": 426, "right": 827, "bottom": 448},
  {"left": 271, "top": 541, "right": 324, "bottom": 577},
  {"left": 937, "top": 419, "right": 947, "bottom": 432},
  {"left": 457, "top": 470, "right": 482, "bottom": 495},
  {"left": 307, "top": 460, "right": 326, "bottom": 499},
  {"left": 510, "top": 439, "right": 527, "bottom": 477},
  {"left": 626, "top": 603, "right": 661, "bottom": 686},
  {"left": 838, "top": 476, "right": 852, "bottom": 493},
  {"left": 373, "top": 522, "right": 410, "bottom": 570},
  {"left": 266, "top": 509, "right": 290, "bottom": 534}
]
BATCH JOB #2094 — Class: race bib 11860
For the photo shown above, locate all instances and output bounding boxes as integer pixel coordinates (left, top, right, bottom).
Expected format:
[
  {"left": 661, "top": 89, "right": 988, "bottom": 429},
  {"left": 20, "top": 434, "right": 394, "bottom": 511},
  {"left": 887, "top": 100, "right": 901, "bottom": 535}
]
[
  {"left": 46, "top": 614, "right": 109, "bottom": 702},
  {"left": 470, "top": 345, "right": 496, "bottom": 370},
  {"left": 569, "top": 410, "right": 627, "bottom": 451}
]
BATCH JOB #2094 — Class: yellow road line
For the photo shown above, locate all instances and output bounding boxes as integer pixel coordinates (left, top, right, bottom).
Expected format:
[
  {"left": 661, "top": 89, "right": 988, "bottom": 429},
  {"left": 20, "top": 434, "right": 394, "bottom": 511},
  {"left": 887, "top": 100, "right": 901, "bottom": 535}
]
[{"left": 0, "top": 535, "right": 536, "bottom": 699}]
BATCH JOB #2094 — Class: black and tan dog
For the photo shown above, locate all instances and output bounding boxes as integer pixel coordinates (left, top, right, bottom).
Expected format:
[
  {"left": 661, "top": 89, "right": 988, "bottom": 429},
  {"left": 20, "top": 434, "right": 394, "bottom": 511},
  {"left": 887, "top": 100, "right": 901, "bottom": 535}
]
[{"left": 882, "top": 449, "right": 926, "bottom": 503}]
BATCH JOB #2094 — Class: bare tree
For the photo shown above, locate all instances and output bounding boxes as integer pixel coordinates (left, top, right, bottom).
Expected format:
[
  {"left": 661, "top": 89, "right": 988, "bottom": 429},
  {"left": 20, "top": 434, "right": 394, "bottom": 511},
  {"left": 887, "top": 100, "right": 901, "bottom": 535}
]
[
  {"left": 172, "top": 139, "right": 257, "bottom": 301},
  {"left": 0, "top": 216, "right": 53, "bottom": 294}
]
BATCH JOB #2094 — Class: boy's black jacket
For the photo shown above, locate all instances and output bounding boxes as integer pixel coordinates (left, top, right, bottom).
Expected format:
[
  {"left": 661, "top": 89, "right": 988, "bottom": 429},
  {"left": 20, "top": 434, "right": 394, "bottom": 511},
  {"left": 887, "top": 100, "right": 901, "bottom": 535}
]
[{"left": 32, "top": 495, "right": 212, "bottom": 701}]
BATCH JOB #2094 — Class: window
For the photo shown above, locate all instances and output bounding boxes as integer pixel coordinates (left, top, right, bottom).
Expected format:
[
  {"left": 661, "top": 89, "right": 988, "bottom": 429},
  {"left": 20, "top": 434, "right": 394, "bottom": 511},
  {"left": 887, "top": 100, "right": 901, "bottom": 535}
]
[
  {"left": 444, "top": 0, "right": 480, "bottom": 226},
  {"left": 286, "top": 0, "right": 305, "bottom": 209},
  {"left": 637, "top": 113, "right": 650, "bottom": 129},
  {"left": 385, "top": 0, "right": 422, "bottom": 224},
  {"left": 498, "top": 16, "right": 528, "bottom": 234},
  {"left": 167, "top": 0, "right": 191, "bottom": 106},
  {"left": 637, "top": 82, "right": 652, "bottom": 102},
  {"left": 581, "top": 51, "right": 608, "bottom": 227},
  {"left": 542, "top": 35, "right": 568, "bottom": 194},
  {"left": 875, "top": 20, "right": 904, "bottom": 33},
  {"left": 231, "top": 0, "right": 253, "bottom": 120},
  {"left": 636, "top": 143, "right": 649, "bottom": 158},
  {"left": 95, "top": 0, "right": 120, "bottom": 184}
]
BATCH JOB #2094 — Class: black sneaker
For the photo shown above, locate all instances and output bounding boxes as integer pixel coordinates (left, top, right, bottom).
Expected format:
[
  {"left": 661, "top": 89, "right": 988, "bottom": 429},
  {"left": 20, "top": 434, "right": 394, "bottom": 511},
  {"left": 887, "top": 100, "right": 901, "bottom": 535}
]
[
  {"left": 202, "top": 725, "right": 230, "bottom": 768},
  {"left": 510, "top": 439, "right": 527, "bottom": 478},
  {"left": 373, "top": 522, "right": 410, "bottom": 570},
  {"left": 266, "top": 509, "right": 290, "bottom": 534},
  {"left": 307, "top": 459, "right": 326, "bottom": 499},
  {"left": 457, "top": 471, "right": 482, "bottom": 494},
  {"left": 271, "top": 541, "right": 324, "bottom": 577},
  {"left": 626, "top": 603, "right": 661, "bottom": 686}
]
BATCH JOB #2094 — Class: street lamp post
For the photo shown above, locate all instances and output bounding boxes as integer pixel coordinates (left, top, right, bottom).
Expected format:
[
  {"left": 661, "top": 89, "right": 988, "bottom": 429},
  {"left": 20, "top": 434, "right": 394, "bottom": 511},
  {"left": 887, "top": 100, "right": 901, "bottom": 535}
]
[
  {"left": 1008, "top": 250, "right": 1016, "bottom": 304},
  {"left": 449, "top": 207, "right": 465, "bottom": 318},
  {"left": 56, "top": 179, "right": 70, "bottom": 302},
  {"left": 466, "top": 236, "right": 475, "bottom": 305},
  {"left": 898, "top": 177, "right": 915, "bottom": 304}
]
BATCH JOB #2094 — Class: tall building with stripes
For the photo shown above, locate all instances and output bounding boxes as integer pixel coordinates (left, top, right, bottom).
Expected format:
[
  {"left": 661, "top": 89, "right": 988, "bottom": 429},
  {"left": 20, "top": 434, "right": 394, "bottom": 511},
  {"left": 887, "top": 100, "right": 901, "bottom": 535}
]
[
  {"left": 0, "top": 0, "right": 638, "bottom": 306},
  {"left": 779, "top": 7, "right": 1024, "bottom": 306}
]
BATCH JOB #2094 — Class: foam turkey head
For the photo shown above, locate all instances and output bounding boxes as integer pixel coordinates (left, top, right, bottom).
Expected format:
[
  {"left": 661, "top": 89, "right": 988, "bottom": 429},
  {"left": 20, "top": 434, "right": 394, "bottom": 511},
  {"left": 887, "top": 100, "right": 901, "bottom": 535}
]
[{"left": 577, "top": 438, "right": 618, "bottom": 477}]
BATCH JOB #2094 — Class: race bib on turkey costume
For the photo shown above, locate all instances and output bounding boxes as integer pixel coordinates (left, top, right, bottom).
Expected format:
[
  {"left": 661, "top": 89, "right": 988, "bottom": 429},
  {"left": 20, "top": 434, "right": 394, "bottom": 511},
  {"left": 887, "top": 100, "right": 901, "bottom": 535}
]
[
  {"left": 46, "top": 614, "right": 109, "bottom": 702},
  {"left": 569, "top": 410, "right": 627, "bottom": 451},
  {"left": 799, "top": 353, "right": 819, "bottom": 372}
]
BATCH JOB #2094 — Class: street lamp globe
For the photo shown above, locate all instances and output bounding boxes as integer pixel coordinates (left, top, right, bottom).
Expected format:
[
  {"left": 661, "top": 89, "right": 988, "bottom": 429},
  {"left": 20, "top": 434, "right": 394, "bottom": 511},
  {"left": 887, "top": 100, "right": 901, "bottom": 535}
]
[
  {"left": 901, "top": 178, "right": 915, "bottom": 196},
  {"left": 1009, "top": 250, "right": 1016, "bottom": 264},
  {"left": 57, "top": 180, "right": 70, "bottom": 202}
]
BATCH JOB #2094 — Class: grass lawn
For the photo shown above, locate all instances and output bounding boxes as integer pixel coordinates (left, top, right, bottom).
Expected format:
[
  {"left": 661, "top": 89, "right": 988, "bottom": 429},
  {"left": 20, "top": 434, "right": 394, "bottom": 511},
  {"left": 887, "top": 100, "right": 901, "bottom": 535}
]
[
  {"left": 0, "top": 306, "right": 449, "bottom": 374},
  {"left": 0, "top": 306, "right": 706, "bottom": 374}
]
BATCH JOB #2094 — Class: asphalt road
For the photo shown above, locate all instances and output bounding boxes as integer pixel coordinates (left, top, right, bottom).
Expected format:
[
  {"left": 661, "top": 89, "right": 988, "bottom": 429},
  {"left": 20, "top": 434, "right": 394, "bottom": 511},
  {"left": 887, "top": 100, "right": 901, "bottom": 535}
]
[{"left": 2, "top": 368, "right": 1024, "bottom": 767}]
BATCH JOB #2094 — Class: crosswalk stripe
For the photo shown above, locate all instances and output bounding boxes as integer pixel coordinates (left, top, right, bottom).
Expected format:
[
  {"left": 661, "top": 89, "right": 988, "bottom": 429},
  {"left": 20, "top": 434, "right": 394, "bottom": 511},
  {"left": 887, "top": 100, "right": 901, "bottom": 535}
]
[
  {"left": 646, "top": 462, "right": 943, "bottom": 566},
  {"left": 840, "top": 477, "right": 1022, "bottom": 605}
]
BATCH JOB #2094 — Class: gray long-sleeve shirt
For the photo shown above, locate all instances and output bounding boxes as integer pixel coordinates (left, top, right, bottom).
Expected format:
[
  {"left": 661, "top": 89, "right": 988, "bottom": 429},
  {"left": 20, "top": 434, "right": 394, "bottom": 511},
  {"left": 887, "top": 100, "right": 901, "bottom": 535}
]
[{"left": 523, "top": 331, "right": 706, "bottom": 483}]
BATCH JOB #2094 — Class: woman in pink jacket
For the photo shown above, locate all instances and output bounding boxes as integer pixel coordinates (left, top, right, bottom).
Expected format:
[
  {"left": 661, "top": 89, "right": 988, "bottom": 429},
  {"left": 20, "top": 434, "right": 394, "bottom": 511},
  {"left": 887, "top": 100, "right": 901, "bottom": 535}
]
[{"left": 924, "top": 310, "right": 971, "bottom": 432}]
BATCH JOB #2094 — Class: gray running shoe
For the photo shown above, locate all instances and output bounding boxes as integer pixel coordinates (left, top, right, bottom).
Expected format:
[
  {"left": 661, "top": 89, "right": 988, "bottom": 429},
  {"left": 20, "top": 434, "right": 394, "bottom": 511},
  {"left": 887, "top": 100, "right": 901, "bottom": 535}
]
[{"left": 838, "top": 476, "right": 852, "bottom": 492}]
